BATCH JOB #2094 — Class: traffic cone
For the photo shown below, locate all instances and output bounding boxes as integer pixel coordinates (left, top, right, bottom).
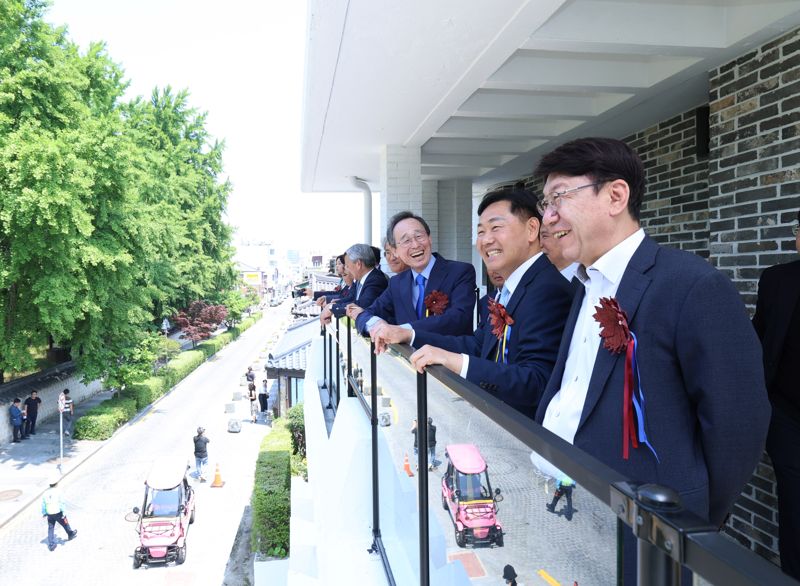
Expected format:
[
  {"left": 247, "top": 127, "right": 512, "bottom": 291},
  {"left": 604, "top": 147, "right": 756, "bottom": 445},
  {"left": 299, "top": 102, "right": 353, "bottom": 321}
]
[
  {"left": 403, "top": 453, "right": 414, "bottom": 477},
  {"left": 210, "top": 463, "right": 225, "bottom": 488}
]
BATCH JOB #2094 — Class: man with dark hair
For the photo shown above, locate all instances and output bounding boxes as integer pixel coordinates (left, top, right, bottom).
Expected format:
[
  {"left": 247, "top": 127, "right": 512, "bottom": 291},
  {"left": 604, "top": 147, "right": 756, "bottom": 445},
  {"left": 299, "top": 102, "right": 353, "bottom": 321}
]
[
  {"left": 9, "top": 398, "right": 24, "bottom": 443},
  {"left": 532, "top": 137, "right": 769, "bottom": 582},
  {"left": 321, "top": 243, "right": 388, "bottom": 325},
  {"left": 23, "top": 390, "right": 42, "bottom": 436},
  {"left": 354, "top": 211, "right": 476, "bottom": 341},
  {"left": 375, "top": 189, "right": 572, "bottom": 418},
  {"left": 752, "top": 209, "right": 800, "bottom": 580}
]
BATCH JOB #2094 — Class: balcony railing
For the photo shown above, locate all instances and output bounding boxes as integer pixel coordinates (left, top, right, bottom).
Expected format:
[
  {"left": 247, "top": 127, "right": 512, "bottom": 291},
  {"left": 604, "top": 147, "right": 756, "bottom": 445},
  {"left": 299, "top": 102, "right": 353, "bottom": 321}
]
[{"left": 320, "top": 318, "right": 796, "bottom": 586}]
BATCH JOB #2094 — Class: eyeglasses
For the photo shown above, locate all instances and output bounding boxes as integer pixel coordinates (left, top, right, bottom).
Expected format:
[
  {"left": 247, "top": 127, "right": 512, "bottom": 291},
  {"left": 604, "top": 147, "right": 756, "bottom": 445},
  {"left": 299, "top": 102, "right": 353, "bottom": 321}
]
[
  {"left": 793, "top": 224, "right": 799, "bottom": 236},
  {"left": 537, "top": 182, "right": 601, "bottom": 215},
  {"left": 397, "top": 231, "right": 428, "bottom": 248}
]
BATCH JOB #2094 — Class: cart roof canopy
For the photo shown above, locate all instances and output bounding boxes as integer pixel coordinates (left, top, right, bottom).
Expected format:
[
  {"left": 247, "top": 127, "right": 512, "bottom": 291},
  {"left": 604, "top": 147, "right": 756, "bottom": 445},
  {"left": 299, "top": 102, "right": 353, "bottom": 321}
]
[
  {"left": 146, "top": 457, "right": 189, "bottom": 490},
  {"left": 446, "top": 444, "right": 487, "bottom": 475}
]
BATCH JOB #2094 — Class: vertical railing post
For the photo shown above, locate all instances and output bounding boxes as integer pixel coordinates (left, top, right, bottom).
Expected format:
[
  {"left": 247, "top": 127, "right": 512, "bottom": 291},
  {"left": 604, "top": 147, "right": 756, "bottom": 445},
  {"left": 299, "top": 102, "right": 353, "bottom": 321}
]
[
  {"left": 327, "top": 328, "right": 333, "bottom": 404},
  {"left": 369, "top": 340, "right": 381, "bottom": 548},
  {"left": 416, "top": 370, "right": 429, "bottom": 586},
  {"left": 335, "top": 319, "right": 341, "bottom": 408},
  {"left": 321, "top": 326, "right": 328, "bottom": 390},
  {"left": 634, "top": 485, "right": 681, "bottom": 586},
  {"left": 347, "top": 319, "right": 354, "bottom": 397}
]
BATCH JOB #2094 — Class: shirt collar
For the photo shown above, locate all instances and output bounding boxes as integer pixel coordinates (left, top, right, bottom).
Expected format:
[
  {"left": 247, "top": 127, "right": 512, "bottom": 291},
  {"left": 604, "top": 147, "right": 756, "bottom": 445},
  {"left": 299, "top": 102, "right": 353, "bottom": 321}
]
[
  {"left": 359, "top": 269, "right": 373, "bottom": 286},
  {"left": 411, "top": 254, "right": 436, "bottom": 282},
  {"left": 577, "top": 228, "right": 645, "bottom": 287},
  {"left": 504, "top": 252, "right": 543, "bottom": 297}
]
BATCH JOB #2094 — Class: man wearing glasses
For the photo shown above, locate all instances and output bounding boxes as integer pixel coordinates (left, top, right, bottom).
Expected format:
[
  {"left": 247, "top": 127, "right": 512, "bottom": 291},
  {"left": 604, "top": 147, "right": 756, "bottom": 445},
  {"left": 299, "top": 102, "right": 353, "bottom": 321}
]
[
  {"left": 752, "top": 210, "right": 800, "bottom": 580},
  {"left": 352, "top": 211, "right": 476, "bottom": 340},
  {"left": 371, "top": 189, "right": 574, "bottom": 419},
  {"left": 533, "top": 137, "right": 769, "bottom": 583}
]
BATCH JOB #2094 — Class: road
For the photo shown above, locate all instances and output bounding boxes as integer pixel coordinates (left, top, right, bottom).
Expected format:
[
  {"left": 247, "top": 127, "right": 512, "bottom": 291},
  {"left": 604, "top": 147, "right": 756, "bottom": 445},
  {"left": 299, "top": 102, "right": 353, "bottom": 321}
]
[
  {"left": 346, "top": 331, "right": 618, "bottom": 585},
  {"left": 0, "top": 305, "right": 291, "bottom": 586}
]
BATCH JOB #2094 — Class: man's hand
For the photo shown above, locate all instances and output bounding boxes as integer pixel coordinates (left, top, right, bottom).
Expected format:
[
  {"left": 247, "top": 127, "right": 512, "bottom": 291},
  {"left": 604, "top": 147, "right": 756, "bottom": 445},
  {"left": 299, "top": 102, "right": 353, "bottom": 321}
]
[
  {"left": 315, "top": 295, "right": 327, "bottom": 307},
  {"left": 369, "top": 322, "right": 413, "bottom": 354},
  {"left": 319, "top": 306, "right": 333, "bottom": 326},
  {"left": 346, "top": 304, "right": 364, "bottom": 320},
  {"left": 304, "top": 287, "right": 313, "bottom": 298},
  {"left": 410, "top": 345, "right": 463, "bottom": 374}
]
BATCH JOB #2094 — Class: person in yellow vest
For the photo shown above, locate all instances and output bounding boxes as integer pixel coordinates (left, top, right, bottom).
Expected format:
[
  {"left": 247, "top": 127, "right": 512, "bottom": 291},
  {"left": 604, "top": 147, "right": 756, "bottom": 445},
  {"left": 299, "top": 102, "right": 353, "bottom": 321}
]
[
  {"left": 546, "top": 475, "right": 576, "bottom": 521},
  {"left": 41, "top": 474, "right": 77, "bottom": 551}
]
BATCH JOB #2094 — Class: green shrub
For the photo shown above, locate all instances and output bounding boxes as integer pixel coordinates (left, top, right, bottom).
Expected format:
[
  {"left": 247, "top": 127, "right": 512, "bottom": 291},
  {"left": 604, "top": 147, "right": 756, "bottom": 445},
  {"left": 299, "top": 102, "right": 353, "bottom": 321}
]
[
  {"left": 161, "top": 350, "right": 205, "bottom": 387},
  {"left": 252, "top": 420, "right": 292, "bottom": 556},
  {"left": 125, "top": 377, "right": 167, "bottom": 409},
  {"left": 73, "top": 395, "right": 137, "bottom": 440},
  {"left": 286, "top": 403, "right": 306, "bottom": 458}
]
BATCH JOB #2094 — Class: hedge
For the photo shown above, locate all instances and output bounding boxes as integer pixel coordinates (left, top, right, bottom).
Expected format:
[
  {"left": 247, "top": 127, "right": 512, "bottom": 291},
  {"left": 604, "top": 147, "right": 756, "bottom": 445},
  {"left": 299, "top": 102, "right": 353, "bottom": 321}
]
[
  {"left": 252, "top": 419, "right": 291, "bottom": 557},
  {"left": 73, "top": 311, "right": 264, "bottom": 440}
]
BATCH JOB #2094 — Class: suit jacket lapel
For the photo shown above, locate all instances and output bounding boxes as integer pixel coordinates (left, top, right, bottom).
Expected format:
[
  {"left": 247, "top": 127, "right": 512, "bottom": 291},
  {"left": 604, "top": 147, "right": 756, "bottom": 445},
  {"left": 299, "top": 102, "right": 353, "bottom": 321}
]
[
  {"left": 577, "top": 236, "right": 656, "bottom": 430},
  {"left": 394, "top": 270, "right": 415, "bottom": 320},
  {"left": 425, "top": 253, "right": 446, "bottom": 295}
]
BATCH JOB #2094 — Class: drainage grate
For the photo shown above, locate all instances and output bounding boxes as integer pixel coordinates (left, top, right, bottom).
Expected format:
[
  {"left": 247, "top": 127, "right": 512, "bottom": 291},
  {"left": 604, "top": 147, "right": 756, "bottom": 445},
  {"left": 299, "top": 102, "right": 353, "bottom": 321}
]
[{"left": 0, "top": 489, "right": 23, "bottom": 501}]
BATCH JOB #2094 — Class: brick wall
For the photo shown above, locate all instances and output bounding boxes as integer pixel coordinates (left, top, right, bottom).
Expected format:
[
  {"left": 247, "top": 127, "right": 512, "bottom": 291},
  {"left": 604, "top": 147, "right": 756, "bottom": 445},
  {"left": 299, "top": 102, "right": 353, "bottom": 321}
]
[{"left": 514, "top": 26, "right": 800, "bottom": 569}]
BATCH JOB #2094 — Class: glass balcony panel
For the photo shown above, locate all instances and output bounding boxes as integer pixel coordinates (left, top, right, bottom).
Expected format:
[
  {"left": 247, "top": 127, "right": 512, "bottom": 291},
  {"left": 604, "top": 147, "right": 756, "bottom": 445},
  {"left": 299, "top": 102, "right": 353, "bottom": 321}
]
[{"left": 372, "top": 344, "right": 618, "bottom": 585}]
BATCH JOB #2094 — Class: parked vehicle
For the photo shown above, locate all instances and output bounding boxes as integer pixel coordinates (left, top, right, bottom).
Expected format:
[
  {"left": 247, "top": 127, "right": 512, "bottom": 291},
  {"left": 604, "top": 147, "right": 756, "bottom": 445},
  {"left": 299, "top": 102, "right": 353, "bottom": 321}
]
[
  {"left": 441, "top": 444, "right": 503, "bottom": 547},
  {"left": 129, "top": 458, "right": 196, "bottom": 568}
]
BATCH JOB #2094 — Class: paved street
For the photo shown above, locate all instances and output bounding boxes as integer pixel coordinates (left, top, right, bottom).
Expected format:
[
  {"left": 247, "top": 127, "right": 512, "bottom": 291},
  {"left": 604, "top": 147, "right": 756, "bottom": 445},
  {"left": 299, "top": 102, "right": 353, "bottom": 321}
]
[
  {"left": 347, "top": 332, "right": 618, "bottom": 585},
  {"left": 0, "top": 305, "right": 291, "bottom": 586}
]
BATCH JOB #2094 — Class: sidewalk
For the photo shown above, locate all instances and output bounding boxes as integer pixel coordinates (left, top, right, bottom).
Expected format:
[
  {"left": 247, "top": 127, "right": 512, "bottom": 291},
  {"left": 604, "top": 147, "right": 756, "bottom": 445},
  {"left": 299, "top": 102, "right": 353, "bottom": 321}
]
[{"left": 0, "top": 388, "right": 117, "bottom": 529}]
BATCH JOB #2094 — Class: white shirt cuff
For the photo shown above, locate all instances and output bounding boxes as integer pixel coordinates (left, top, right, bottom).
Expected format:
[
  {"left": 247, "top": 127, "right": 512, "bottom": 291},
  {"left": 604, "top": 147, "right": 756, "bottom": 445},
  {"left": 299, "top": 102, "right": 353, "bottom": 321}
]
[{"left": 459, "top": 354, "right": 470, "bottom": 378}]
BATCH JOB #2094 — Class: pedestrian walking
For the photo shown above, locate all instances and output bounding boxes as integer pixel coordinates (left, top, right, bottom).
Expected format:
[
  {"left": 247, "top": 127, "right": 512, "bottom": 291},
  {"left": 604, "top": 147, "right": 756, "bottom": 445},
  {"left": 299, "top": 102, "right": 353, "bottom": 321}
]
[
  {"left": 248, "top": 382, "right": 258, "bottom": 423},
  {"left": 59, "top": 389, "right": 74, "bottom": 437},
  {"left": 9, "top": 398, "right": 24, "bottom": 443},
  {"left": 411, "top": 418, "right": 418, "bottom": 455},
  {"left": 502, "top": 564, "right": 519, "bottom": 585},
  {"left": 546, "top": 475, "right": 576, "bottom": 521},
  {"left": 193, "top": 427, "right": 210, "bottom": 482},
  {"left": 245, "top": 366, "right": 255, "bottom": 383},
  {"left": 41, "top": 475, "right": 77, "bottom": 551},
  {"left": 427, "top": 417, "right": 438, "bottom": 470},
  {"left": 258, "top": 379, "right": 270, "bottom": 414},
  {"left": 23, "top": 390, "right": 42, "bottom": 436}
]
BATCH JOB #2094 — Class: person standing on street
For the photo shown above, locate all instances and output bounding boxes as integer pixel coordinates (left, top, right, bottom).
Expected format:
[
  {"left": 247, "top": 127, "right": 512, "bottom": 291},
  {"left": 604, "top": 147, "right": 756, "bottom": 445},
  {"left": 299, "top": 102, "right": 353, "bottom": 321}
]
[
  {"left": 41, "top": 475, "right": 77, "bottom": 551},
  {"left": 427, "top": 417, "right": 438, "bottom": 470},
  {"left": 247, "top": 382, "right": 258, "bottom": 423},
  {"left": 23, "top": 390, "right": 42, "bottom": 436},
  {"left": 245, "top": 366, "right": 255, "bottom": 384},
  {"left": 546, "top": 475, "right": 576, "bottom": 521},
  {"left": 193, "top": 427, "right": 210, "bottom": 482},
  {"left": 259, "top": 379, "right": 270, "bottom": 414},
  {"left": 9, "top": 398, "right": 24, "bottom": 443},
  {"left": 60, "top": 389, "right": 74, "bottom": 437},
  {"left": 502, "top": 564, "right": 518, "bottom": 585}
]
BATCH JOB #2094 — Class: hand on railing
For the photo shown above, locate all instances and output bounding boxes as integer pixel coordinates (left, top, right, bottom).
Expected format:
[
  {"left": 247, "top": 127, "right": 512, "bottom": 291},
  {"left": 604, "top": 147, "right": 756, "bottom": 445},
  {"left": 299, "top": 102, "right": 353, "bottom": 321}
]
[
  {"left": 319, "top": 306, "right": 333, "bottom": 326},
  {"left": 409, "top": 344, "right": 463, "bottom": 374},
  {"left": 315, "top": 295, "right": 327, "bottom": 307},
  {"left": 369, "top": 321, "right": 412, "bottom": 354},
  {"left": 345, "top": 304, "right": 364, "bottom": 320}
]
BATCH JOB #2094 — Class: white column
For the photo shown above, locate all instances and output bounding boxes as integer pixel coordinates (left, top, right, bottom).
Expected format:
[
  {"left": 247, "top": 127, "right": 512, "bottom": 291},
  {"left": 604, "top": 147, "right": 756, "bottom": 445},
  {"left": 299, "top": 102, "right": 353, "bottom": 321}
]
[
  {"left": 379, "top": 145, "right": 423, "bottom": 244},
  {"left": 437, "top": 179, "right": 473, "bottom": 263}
]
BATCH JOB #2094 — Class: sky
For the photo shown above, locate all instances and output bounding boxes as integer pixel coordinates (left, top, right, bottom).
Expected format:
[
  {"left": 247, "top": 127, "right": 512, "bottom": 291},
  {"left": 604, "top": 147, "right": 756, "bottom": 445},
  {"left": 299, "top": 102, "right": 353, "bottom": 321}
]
[{"left": 45, "top": 0, "right": 366, "bottom": 256}]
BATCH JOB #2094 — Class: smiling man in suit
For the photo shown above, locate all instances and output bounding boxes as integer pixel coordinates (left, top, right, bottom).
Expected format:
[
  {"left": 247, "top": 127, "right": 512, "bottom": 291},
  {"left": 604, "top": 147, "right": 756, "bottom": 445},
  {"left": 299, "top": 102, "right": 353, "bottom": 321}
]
[
  {"left": 752, "top": 210, "right": 800, "bottom": 580},
  {"left": 320, "top": 243, "right": 388, "bottom": 325},
  {"left": 353, "top": 211, "right": 476, "bottom": 342},
  {"left": 376, "top": 188, "right": 573, "bottom": 419},
  {"left": 533, "top": 137, "right": 769, "bottom": 582}
]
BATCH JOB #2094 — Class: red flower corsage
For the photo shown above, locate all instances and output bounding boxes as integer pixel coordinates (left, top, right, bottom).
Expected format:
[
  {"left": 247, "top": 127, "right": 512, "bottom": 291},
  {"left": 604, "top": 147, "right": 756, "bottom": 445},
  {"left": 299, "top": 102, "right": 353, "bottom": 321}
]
[
  {"left": 592, "top": 297, "right": 631, "bottom": 353},
  {"left": 487, "top": 298, "right": 514, "bottom": 340},
  {"left": 424, "top": 290, "right": 449, "bottom": 316},
  {"left": 334, "top": 285, "right": 342, "bottom": 292}
]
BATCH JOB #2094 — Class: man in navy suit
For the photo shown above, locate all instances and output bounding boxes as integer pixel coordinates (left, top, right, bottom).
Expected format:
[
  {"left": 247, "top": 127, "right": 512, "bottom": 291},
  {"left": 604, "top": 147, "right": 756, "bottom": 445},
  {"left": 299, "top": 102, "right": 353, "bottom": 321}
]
[
  {"left": 320, "top": 243, "right": 388, "bottom": 325},
  {"left": 752, "top": 210, "right": 800, "bottom": 580},
  {"left": 352, "top": 211, "right": 476, "bottom": 343},
  {"left": 532, "top": 138, "right": 769, "bottom": 581},
  {"left": 378, "top": 189, "right": 573, "bottom": 419}
]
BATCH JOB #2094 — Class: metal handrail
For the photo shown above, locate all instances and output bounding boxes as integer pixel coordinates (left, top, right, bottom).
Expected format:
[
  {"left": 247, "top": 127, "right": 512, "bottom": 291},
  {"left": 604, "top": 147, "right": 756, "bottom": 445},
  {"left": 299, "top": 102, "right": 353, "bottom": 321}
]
[{"left": 320, "top": 321, "right": 797, "bottom": 586}]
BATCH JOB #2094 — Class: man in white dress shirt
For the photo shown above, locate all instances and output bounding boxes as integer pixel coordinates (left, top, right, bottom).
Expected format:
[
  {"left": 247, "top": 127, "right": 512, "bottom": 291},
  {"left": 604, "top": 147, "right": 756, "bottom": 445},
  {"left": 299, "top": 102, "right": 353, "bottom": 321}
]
[{"left": 532, "top": 137, "right": 769, "bottom": 583}]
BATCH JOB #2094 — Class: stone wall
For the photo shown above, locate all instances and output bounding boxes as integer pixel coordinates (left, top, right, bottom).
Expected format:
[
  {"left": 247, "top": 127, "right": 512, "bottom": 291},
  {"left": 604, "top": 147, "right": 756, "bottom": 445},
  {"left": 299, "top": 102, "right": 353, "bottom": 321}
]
[{"left": 0, "top": 365, "right": 103, "bottom": 443}]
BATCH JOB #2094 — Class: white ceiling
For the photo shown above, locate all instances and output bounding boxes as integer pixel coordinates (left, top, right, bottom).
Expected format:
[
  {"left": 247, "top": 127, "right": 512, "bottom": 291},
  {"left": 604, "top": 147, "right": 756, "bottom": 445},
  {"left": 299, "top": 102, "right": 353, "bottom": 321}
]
[{"left": 301, "top": 0, "right": 800, "bottom": 193}]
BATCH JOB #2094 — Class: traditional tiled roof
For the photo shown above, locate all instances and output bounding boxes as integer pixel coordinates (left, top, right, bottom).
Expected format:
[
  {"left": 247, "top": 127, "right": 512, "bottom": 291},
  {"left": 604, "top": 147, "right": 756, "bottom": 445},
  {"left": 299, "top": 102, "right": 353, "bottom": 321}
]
[{"left": 266, "top": 317, "right": 319, "bottom": 377}]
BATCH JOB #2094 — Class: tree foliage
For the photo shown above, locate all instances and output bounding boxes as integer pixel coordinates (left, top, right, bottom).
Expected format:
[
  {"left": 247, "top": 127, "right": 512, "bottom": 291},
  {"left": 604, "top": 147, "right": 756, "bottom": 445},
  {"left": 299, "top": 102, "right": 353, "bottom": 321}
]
[
  {"left": 0, "top": 1, "right": 238, "bottom": 382},
  {"left": 173, "top": 301, "right": 227, "bottom": 346}
]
